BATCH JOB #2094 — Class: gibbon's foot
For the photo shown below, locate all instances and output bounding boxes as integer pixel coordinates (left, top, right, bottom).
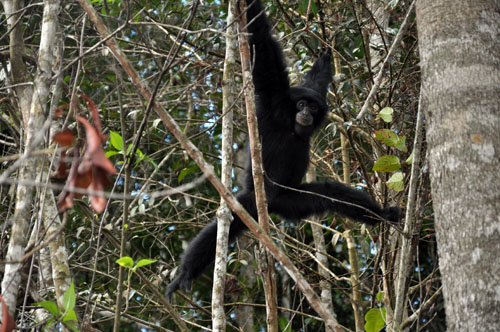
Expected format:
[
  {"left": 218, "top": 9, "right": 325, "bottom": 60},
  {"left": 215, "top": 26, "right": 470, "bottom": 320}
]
[
  {"left": 166, "top": 272, "right": 192, "bottom": 300},
  {"left": 382, "top": 206, "right": 401, "bottom": 223}
]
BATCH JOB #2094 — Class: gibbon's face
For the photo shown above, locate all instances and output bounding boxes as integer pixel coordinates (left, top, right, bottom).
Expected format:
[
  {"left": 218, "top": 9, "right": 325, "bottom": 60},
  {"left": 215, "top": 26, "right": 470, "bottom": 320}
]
[{"left": 295, "top": 99, "right": 319, "bottom": 127}]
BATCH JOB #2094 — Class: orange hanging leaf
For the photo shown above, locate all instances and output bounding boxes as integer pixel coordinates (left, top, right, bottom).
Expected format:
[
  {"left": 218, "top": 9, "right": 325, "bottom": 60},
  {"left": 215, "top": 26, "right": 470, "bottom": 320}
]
[
  {"left": 0, "top": 295, "right": 16, "bottom": 332},
  {"left": 53, "top": 129, "right": 75, "bottom": 147}
]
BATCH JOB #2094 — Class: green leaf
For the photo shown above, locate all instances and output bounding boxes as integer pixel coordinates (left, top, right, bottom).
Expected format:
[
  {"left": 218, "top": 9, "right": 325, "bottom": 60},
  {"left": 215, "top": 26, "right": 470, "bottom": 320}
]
[
  {"left": 378, "top": 107, "right": 394, "bottom": 122},
  {"left": 279, "top": 316, "right": 292, "bottom": 332},
  {"left": 395, "top": 135, "right": 408, "bottom": 152},
  {"left": 134, "top": 259, "right": 157, "bottom": 270},
  {"left": 105, "top": 150, "right": 120, "bottom": 158},
  {"left": 109, "top": 131, "right": 124, "bottom": 152},
  {"left": 178, "top": 166, "right": 196, "bottom": 183},
  {"left": 35, "top": 300, "right": 59, "bottom": 316},
  {"left": 135, "top": 147, "right": 144, "bottom": 159},
  {"left": 373, "top": 155, "right": 401, "bottom": 172},
  {"left": 374, "top": 129, "right": 407, "bottom": 152},
  {"left": 376, "top": 291, "right": 385, "bottom": 302},
  {"left": 116, "top": 256, "right": 134, "bottom": 269},
  {"left": 62, "top": 282, "right": 76, "bottom": 313},
  {"left": 364, "top": 308, "right": 386, "bottom": 332},
  {"left": 406, "top": 151, "right": 414, "bottom": 164},
  {"left": 387, "top": 172, "right": 404, "bottom": 192},
  {"left": 63, "top": 310, "right": 78, "bottom": 322},
  {"left": 375, "top": 129, "right": 399, "bottom": 147}
]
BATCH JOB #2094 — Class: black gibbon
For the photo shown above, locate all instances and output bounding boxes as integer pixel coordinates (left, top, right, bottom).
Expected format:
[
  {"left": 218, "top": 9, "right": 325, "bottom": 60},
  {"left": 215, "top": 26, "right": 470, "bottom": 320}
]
[{"left": 166, "top": 0, "right": 400, "bottom": 298}]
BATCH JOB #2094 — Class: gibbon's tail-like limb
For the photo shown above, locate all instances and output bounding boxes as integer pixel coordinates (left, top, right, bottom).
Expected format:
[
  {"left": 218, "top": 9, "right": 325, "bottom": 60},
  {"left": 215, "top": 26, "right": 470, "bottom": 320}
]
[{"left": 166, "top": 192, "right": 255, "bottom": 299}]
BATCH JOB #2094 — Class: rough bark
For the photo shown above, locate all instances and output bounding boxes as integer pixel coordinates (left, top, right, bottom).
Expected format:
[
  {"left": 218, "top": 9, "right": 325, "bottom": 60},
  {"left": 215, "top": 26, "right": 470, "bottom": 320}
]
[{"left": 416, "top": 0, "right": 500, "bottom": 330}]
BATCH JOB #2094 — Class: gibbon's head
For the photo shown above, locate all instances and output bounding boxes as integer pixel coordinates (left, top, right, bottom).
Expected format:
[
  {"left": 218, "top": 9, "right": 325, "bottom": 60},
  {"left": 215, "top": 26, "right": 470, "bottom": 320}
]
[{"left": 289, "top": 87, "right": 328, "bottom": 138}]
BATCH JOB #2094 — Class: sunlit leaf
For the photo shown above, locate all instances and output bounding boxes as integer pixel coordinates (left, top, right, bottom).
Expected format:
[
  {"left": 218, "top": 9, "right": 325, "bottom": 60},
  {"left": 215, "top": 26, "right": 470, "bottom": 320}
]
[
  {"left": 116, "top": 256, "right": 134, "bottom": 269},
  {"left": 378, "top": 107, "right": 394, "bottom": 123},
  {"left": 375, "top": 129, "right": 399, "bottom": 147},
  {"left": 35, "top": 300, "right": 59, "bottom": 317},
  {"left": 110, "top": 130, "right": 124, "bottom": 152},
  {"left": 406, "top": 151, "right": 414, "bottom": 164},
  {"left": 135, "top": 259, "right": 157, "bottom": 269},
  {"left": 63, "top": 310, "right": 78, "bottom": 322},
  {"left": 387, "top": 172, "right": 404, "bottom": 192},
  {"left": 62, "top": 281, "right": 76, "bottom": 313},
  {"left": 364, "top": 308, "right": 386, "bottom": 332}
]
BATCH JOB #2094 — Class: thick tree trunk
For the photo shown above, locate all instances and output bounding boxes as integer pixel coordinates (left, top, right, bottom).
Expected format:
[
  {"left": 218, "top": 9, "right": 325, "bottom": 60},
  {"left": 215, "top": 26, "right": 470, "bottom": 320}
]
[{"left": 416, "top": 1, "right": 500, "bottom": 330}]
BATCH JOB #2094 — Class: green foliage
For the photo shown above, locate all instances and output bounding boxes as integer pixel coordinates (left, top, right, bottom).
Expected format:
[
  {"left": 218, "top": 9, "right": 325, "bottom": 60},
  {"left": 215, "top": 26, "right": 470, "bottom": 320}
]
[
  {"left": 364, "top": 308, "right": 386, "bottom": 332},
  {"left": 374, "top": 129, "right": 407, "bottom": 153},
  {"left": 373, "top": 108, "right": 410, "bottom": 191},
  {"left": 178, "top": 165, "right": 199, "bottom": 183},
  {"left": 8, "top": 0, "right": 429, "bottom": 330},
  {"left": 134, "top": 258, "right": 157, "bottom": 271},
  {"left": 279, "top": 316, "right": 295, "bottom": 332},
  {"left": 406, "top": 151, "right": 414, "bottom": 164},
  {"left": 106, "top": 130, "right": 157, "bottom": 169},
  {"left": 35, "top": 281, "right": 79, "bottom": 332},
  {"left": 378, "top": 107, "right": 394, "bottom": 123},
  {"left": 116, "top": 256, "right": 156, "bottom": 273},
  {"left": 387, "top": 172, "right": 404, "bottom": 192},
  {"left": 116, "top": 256, "right": 134, "bottom": 269},
  {"left": 372, "top": 155, "right": 401, "bottom": 172}
]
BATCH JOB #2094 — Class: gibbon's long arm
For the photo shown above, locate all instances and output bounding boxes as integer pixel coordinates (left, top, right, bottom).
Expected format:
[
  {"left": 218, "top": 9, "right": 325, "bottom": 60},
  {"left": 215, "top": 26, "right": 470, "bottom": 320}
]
[
  {"left": 268, "top": 181, "right": 400, "bottom": 224},
  {"left": 245, "top": 0, "right": 290, "bottom": 105}
]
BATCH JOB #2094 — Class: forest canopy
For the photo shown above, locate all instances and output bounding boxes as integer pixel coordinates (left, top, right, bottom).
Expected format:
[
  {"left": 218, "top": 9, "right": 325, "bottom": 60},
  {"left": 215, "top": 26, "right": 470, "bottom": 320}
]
[{"left": 2, "top": 0, "right": 466, "bottom": 331}]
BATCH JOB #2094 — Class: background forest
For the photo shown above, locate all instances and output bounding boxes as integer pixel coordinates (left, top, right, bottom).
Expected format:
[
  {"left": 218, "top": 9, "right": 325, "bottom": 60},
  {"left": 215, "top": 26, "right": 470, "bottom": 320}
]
[{"left": 1, "top": 0, "right": 498, "bottom": 331}]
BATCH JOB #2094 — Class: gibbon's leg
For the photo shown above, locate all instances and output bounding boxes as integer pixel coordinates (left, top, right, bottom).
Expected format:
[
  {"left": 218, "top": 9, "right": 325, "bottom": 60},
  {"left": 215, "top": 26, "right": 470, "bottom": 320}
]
[
  {"left": 166, "top": 192, "right": 255, "bottom": 298},
  {"left": 268, "top": 181, "right": 400, "bottom": 225}
]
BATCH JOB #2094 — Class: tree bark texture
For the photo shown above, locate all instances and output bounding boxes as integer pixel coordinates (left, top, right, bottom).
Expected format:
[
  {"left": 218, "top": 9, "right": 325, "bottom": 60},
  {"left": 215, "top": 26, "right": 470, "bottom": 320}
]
[
  {"left": 1, "top": 0, "right": 61, "bottom": 319},
  {"left": 211, "top": 0, "right": 237, "bottom": 329},
  {"left": 416, "top": 0, "right": 500, "bottom": 330}
]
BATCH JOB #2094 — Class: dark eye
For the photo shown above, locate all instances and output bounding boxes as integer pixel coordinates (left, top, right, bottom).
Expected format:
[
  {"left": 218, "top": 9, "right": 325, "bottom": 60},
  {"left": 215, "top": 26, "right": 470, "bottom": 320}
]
[
  {"left": 310, "top": 104, "right": 318, "bottom": 112},
  {"left": 297, "top": 101, "right": 305, "bottom": 108}
]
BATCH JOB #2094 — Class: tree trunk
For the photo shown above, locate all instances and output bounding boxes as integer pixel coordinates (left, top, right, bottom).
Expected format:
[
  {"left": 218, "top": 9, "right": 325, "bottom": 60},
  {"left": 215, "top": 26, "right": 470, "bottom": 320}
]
[
  {"left": 416, "top": 1, "right": 500, "bottom": 330},
  {"left": 211, "top": 0, "right": 237, "bottom": 329}
]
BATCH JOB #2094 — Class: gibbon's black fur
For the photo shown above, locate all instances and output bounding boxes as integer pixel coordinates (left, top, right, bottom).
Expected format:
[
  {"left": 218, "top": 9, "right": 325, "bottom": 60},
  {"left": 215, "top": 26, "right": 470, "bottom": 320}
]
[{"left": 166, "top": 0, "right": 400, "bottom": 298}]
